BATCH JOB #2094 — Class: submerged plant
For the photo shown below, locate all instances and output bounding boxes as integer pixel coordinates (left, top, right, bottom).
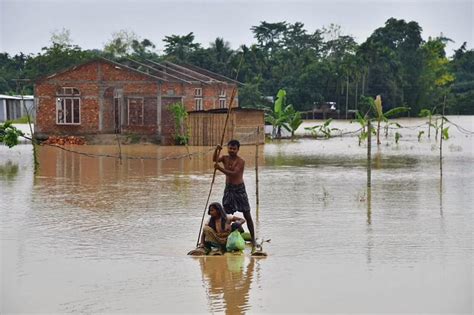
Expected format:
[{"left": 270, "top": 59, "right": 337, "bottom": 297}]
[
  {"left": 395, "top": 132, "right": 402, "bottom": 144},
  {"left": 419, "top": 107, "right": 436, "bottom": 138},
  {"left": 265, "top": 89, "right": 304, "bottom": 139},
  {"left": 304, "top": 118, "right": 339, "bottom": 139},
  {"left": 371, "top": 95, "right": 409, "bottom": 145},
  {"left": 169, "top": 102, "right": 189, "bottom": 145},
  {"left": 418, "top": 130, "right": 425, "bottom": 141},
  {"left": 282, "top": 104, "right": 303, "bottom": 138},
  {"left": 352, "top": 112, "right": 375, "bottom": 146}
]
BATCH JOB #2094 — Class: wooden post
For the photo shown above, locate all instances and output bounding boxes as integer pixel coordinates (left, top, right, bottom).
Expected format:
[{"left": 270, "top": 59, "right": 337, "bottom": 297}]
[
  {"left": 255, "top": 126, "right": 260, "bottom": 218},
  {"left": 440, "top": 94, "right": 446, "bottom": 177},
  {"left": 367, "top": 120, "right": 372, "bottom": 188},
  {"left": 345, "top": 73, "right": 349, "bottom": 119}
]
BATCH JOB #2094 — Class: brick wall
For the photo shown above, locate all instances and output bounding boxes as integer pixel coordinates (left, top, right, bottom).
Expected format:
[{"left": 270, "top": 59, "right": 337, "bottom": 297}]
[{"left": 35, "top": 59, "right": 240, "bottom": 144}]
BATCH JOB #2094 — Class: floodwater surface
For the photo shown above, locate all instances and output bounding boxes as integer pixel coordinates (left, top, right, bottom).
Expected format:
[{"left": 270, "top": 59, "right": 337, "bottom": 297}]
[{"left": 1, "top": 117, "right": 473, "bottom": 313}]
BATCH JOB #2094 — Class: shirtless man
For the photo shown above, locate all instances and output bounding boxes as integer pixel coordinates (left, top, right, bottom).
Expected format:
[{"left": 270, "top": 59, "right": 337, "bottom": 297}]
[{"left": 213, "top": 139, "right": 256, "bottom": 247}]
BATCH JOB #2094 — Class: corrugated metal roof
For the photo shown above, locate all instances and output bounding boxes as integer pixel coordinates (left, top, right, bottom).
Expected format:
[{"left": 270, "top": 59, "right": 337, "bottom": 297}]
[{"left": 0, "top": 94, "right": 34, "bottom": 100}]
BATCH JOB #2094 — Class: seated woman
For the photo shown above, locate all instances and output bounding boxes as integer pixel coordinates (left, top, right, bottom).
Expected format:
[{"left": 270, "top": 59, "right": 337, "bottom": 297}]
[{"left": 198, "top": 202, "right": 245, "bottom": 254}]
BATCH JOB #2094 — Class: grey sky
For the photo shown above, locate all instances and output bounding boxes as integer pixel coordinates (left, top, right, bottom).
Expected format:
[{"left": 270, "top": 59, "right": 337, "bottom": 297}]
[{"left": 1, "top": 0, "right": 472, "bottom": 56}]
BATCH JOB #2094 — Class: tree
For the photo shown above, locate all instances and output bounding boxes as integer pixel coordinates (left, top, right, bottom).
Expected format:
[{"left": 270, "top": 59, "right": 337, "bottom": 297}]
[
  {"left": 0, "top": 122, "right": 24, "bottom": 148},
  {"left": 358, "top": 18, "right": 424, "bottom": 113},
  {"left": 50, "top": 28, "right": 73, "bottom": 47},
  {"left": 104, "top": 29, "right": 139, "bottom": 57},
  {"left": 450, "top": 43, "right": 474, "bottom": 114},
  {"left": 163, "top": 32, "right": 200, "bottom": 62},
  {"left": 251, "top": 21, "right": 288, "bottom": 56}
]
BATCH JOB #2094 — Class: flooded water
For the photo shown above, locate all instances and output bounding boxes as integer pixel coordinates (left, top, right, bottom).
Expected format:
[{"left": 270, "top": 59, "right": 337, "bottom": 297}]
[{"left": 1, "top": 116, "right": 472, "bottom": 313}]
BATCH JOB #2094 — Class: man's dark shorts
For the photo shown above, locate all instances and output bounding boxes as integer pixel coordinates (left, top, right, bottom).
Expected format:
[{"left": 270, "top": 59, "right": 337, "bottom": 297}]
[{"left": 223, "top": 183, "right": 251, "bottom": 214}]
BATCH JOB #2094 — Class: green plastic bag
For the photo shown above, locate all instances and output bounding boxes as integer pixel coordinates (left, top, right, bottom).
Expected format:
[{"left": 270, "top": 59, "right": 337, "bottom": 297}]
[{"left": 226, "top": 230, "right": 246, "bottom": 252}]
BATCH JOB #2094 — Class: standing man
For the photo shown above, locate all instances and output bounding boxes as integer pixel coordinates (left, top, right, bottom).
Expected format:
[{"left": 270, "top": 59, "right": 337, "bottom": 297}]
[{"left": 213, "top": 139, "right": 256, "bottom": 248}]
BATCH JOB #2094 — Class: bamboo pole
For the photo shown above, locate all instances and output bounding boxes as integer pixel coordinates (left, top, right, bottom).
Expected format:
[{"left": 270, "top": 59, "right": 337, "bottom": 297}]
[
  {"left": 255, "top": 126, "right": 260, "bottom": 219},
  {"left": 367, "top": 120, "right": 372, "bottom": 188}
]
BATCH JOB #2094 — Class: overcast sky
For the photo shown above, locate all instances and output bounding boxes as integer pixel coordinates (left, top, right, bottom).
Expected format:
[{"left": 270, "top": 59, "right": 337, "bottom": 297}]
[{"left": 0, "top": 0, "right": 472, "bottom": 56}]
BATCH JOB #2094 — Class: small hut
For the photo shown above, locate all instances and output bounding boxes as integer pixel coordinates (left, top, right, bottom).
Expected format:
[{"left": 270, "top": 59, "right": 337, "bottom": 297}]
[{"left": 187, "top": 108, "right": 265, "bottom": 146}]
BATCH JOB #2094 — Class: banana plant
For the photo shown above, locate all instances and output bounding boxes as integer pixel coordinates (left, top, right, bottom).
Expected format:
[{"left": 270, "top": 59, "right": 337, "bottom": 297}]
[
  {"left": 304, "top": 118, "right": 339, "bottom": 139},
  {"left": 352, "top": 112, "right": 376, "bottom": 146},
  {"left": 282, "top": 104, "right": 303, "bottom": 138},
  {"left": 265, "top": 89, "right": 304, "bottom": 139},
  {"left": 371, "top": 95, "right": 409, "bottom": 145},
  {"left": 419, "top": 107, "right": 436, "bottom": 138},
  {"left": 384, "top": 121, "right": 402, "bottom": 138},
  {"left": 265, "top": 89, "right": 287, "bottom": 139},
  {"left": 432, "top": 116, "right": 450, "bottom": 141}
]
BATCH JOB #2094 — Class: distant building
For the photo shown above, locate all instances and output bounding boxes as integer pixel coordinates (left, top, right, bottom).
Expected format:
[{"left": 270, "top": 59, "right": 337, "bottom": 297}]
[
  {"left": 34, "top": 58, "right": 245, "bottom": 144},
  {"left": 0, "top": 94, "right": 35, "bottom": 123}
]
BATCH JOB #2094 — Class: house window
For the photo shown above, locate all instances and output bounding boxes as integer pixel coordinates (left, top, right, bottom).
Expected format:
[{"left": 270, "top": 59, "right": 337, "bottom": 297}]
[
  {"left": 58, "top": 87, "right": 80, "bottom": 96},
  {"left": 219, "top": 88, "right": 226, "bottom": 97},
  {"left": 128, "top": 98, "right": 144, "bottom": 125},
  {"left": 195, "top": 98, "right": 203, "bottom": 111},
  {"left": 219, "top": 98, "right": 227, "bottom": 109},
  {"left": 194, "top": 88, "right": 202, "bottom": 97},
  {"left": 56, "top": 87, "right": 81, "bottom": 125}
]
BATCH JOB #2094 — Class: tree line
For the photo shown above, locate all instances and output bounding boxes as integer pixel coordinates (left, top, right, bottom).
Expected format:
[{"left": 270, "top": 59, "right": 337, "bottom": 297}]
[{"left": 1, "top": 18, "right": 472, "bottom": 115}]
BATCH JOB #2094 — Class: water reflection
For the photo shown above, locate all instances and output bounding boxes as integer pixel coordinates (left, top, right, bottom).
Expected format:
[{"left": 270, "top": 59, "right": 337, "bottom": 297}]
[
  {"left": 1, "top": 117, "right": 472, "bottom": 313},
  {"left": 0, "top": 160, "right": 19, "bottom": 181},
  {"left": 196, "top": 255, "right": 256, "bottom": 314}
]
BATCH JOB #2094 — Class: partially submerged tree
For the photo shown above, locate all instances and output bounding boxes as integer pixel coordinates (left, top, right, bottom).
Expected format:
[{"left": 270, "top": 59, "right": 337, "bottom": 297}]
[{"left": 0, "top": 122, "right": 23, "bottom": 148}]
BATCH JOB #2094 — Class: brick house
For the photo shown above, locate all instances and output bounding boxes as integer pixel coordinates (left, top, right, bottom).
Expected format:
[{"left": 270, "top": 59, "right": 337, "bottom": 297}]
[{"left": 34, "top": 58, "right": 239, "bottom": 144}]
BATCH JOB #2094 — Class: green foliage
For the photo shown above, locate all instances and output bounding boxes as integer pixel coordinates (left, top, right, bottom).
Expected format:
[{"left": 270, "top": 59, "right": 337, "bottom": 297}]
[
  {"left": 265, "top": 89, "right": 304, "bottom": 138},
  {"left": 0, "top": 19, "right": 471, "bottom": 115},
  {"left": 169, "top": 102, "right": 189, "bottom": 145},
  {"left": 9, "top": 115, "right": 32, "bottom": 124},
  {"left": 450, "top": 43, "right": 474, "bottom": 114},
  {"left": 238, "top": 81, "right": 265, "bottom": 108},
  {"left": 0, "top": 121, "right": 24, "bottom": 148},
  {"left": 368, "top": 95, "right": 408, "bottom": 144},
  {"left": 395, "top": 132, "right": 402, "bottom": 143},
  {"left": 126, "top": 133, "right": 141, "bottom": 144},
  {"left": 442, "top": 126, "right": 450, "bottom": 140},
  {"left": 419, "top": 107, "right": 436, "bottom": 138},
  {"left": 417, "top": 130, "right": 425, "bottom": 141},
  {"left": 282, "top": 104, "right": 303, "bottom": 137},
  {"left": 163, "top": 32, "right": 200, "bottom": 62},
  {"left": 351, "top": 111, "right": 376, "bottom": 146},
  {"left": 274, "top": 89, "right": 286, "bottom": 114},
  {"left": 304, "top": 118, "right": 339, "bottom": 139}
]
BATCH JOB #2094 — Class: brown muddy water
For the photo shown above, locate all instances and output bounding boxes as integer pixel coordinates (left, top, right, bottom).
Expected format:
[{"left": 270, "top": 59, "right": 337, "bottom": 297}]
[{"left": 1, "top": 116, "right": 473, "bottom": 314}]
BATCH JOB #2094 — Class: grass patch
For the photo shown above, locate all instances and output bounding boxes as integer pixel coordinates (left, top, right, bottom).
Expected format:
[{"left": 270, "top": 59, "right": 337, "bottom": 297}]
[{"left": 8, "top": 116, "right": 33, "bottom": 124}]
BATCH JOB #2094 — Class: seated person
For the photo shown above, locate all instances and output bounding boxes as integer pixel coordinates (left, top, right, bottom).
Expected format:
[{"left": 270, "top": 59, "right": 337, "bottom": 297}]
[{"left": 198, "top": 202, "right": 245, "bottom": 253}]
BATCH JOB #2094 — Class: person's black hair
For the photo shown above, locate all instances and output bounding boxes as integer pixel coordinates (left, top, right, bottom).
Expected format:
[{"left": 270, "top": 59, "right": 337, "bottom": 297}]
[
  {"left": 208, "top": 202, "right": 227, "bottom": 231},
  {"left": 227, "top": 139, "right": 240, "bottom": 148}
]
